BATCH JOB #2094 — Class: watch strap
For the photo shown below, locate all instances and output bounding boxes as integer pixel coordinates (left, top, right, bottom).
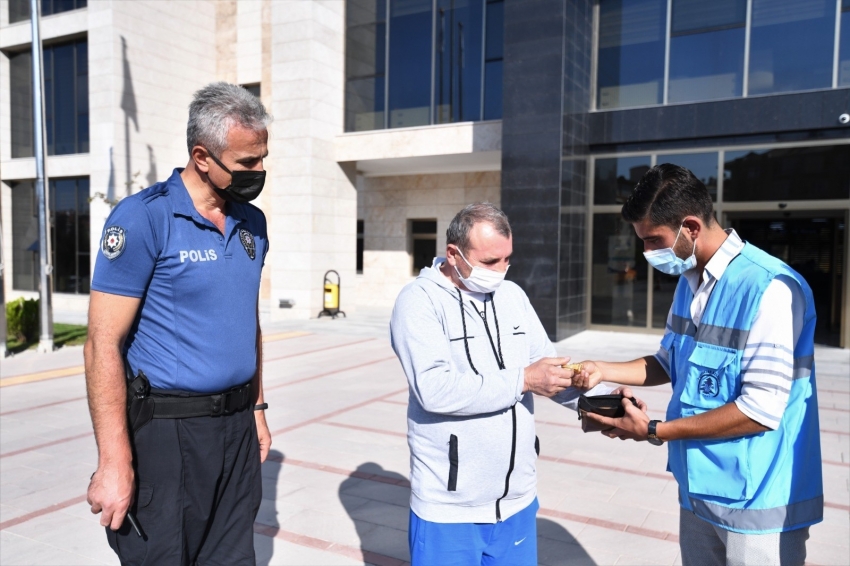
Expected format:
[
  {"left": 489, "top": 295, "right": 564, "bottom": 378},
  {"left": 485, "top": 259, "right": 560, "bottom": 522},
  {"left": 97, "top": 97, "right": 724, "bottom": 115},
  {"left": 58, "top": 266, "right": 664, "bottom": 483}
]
[{"left": 648, "top": 420, "right": 664, "bottom": 445}]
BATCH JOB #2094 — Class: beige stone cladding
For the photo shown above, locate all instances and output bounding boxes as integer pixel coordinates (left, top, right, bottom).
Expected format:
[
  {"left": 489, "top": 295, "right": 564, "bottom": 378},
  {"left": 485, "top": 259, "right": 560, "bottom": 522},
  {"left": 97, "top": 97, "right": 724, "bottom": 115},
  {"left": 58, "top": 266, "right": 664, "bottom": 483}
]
[
  {"left": 0, "top": 1, "right": 216, "bottom": 309},
  {"left": 268, "top": 0, "right": 357, "bottom": 321},
  {"left": 87, "top": 0, "right": 217, "bottom": 270},
  {"left": 355, "top": 171, "right": 501, "bottom": 308}
]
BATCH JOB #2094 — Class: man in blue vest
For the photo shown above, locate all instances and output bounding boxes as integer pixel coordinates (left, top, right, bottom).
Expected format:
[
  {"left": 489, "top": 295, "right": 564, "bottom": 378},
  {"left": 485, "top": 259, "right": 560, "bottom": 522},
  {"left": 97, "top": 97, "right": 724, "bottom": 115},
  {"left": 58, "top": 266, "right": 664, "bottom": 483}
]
[{"left": 576, "top": 164, "right": 822, "bottom": 565}]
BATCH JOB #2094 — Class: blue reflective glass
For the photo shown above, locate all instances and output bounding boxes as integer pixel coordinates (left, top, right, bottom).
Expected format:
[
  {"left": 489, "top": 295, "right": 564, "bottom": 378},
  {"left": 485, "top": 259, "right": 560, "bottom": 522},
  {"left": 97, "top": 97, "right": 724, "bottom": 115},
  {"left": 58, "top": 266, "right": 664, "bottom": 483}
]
[
  {"left": 657, "top": 152, "right": 718, "bottom": 201},
  {"left": 724, "top": 146, "right": 850, "bottom": 201},
  {"left": 435, "top": 0, "right": 484, "bottom": 123},
  {"left": 597, "top": 0, "right": 666, "bottom": 109},
  {"left": 50, "top": 177, "right": 90, "bottom": 294},
  {"left": 748, "top": 0, "right": 835, "bottom": 95},
  {"left": 35, "top": 40, "right": 88, "bottom": 156},
  {"left": 388, "top": 0, "right": 433, "bottom": 128},
  {"left": 594, "top": 155, "right": 652, "bottom": 204},
  {"left": 346, "top": 1, "right": 387, "bottom": 131},
  {"left": 483, "top": 0, "right": 503, "bottom": 120},
  {"left": 52, "top": 43, "right": 76, "bottom": 155},
  {"left": 483, "top": 60, "right": 502, "bottom": 119},
  {"left": 668, "top": 0, "right": 745, "bottom": 103},
  {"left": 485, "top": 0, "right": 503, "bottom": 61},
  {"left": 9, "top": 0, "right": 86, "bottom": 22},
  {"left": 840, "top": 2, "right": 850, "bottom": 86}
]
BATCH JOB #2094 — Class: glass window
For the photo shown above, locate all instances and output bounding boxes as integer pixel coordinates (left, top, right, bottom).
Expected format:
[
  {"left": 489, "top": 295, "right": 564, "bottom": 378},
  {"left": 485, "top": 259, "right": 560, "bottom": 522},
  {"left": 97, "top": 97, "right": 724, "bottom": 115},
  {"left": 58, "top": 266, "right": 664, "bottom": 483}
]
[
  {"left": 839, "top": 0, "right": 850, "bottom": 86},
  {"left": 9, "top": 177, "right": 89, "bottom": 293},
  {"left": 411, "top": 219, "right": 437, "bottom": 274},
  {"left": 388, "top": 0, "right": 433, "bottom": 128},
  {"left": 723, "top": 145, "right": 850, "bottom": 202},
  {"left": 657, "top": 152, "right": 718, "bottom": 201},
  {"left": 597, "top": 0, "right": 667, "bottom": 109},
  {"left": 435, "top": 0, "right": 484, "bottom": 123},
  {"left": 357, "top": 219, "right": 365, "bottom": 274},
  {"left": 9, "top": 0, "right": 86, "bottom": 24},
  {"left": 11, "top": 181, "right": 38, "bottom": 291},
  {"left": 729, "top": 215, "right": 844, "bottom": 346},
  {"left": 748, "top": 0, "right": 835, "bottom": 95},
  {"left": 591, "top": 214, "right": 647, "bottom": 326},
  {"left": 668, "top": 0, "right": 746, "bottom": 103},
  {"left": 594, "top": 155, "right": 651, "bottom": 204},
  {"left": 51, "top": 177, "right": 90, "bottom": 294},
  {"left": 10, "top": 39, "right": 89, "bottom": 157},
  {"left": 344, "top": 0, "right": 503, "bottom": 131},
  {"left": 10, "top": 50, "right": 33, "bottom": 158},
  {"left": 346, "top": 0, "right": 387, "bottom": 131},
  {"left": 483, "top": 0, "right": 503, "bottom": 120},
  {"left": 241, "top": 83, "right": 261, "bottom": 98},
  {"left": 651, "top": 271, "right": 679, "bottom": 328}
]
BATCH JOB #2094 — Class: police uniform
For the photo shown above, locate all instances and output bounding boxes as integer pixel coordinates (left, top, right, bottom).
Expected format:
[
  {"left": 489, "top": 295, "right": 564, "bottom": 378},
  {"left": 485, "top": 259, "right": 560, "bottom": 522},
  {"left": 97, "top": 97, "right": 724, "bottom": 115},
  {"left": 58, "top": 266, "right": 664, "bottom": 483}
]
[{"left": 91, "top": 168, "right": 268, "bottom": 565}]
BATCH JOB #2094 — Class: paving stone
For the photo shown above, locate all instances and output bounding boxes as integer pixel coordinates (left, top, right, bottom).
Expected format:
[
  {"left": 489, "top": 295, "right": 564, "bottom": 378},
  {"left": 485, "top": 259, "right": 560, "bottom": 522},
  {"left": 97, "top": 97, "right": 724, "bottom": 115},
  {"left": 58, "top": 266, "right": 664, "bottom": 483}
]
[{"left": 1, "top": 319, "right": 847, "bottom": 565}]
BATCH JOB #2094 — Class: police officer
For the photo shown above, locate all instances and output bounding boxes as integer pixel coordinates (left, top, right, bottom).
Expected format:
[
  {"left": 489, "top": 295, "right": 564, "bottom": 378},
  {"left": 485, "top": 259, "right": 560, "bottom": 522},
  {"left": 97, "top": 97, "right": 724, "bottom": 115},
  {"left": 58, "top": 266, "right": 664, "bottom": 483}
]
[
  {"left": 576, "top": 164, "right": 822, "bottom": 566},
  {"left": 85, "top": 82, "right": 272, "bottom": 565}
]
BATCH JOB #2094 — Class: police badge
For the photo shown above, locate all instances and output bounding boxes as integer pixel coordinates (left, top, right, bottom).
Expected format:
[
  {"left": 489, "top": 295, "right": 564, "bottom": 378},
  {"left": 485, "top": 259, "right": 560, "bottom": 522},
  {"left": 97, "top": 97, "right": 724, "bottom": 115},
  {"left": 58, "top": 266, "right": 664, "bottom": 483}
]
[
  {"left": 101, "top": 226, "right": 126, "bottom": 260},
  {"left": 239, "top": 228, "right": 256, "bottom": 260}
]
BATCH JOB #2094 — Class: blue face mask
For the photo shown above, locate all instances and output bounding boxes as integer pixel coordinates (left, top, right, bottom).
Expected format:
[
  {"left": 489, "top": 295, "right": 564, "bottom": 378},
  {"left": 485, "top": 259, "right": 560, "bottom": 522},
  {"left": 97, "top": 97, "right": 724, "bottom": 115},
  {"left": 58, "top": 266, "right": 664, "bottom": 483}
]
[{"left": 643, "top": 224, "right": 697, "bottom": 276}]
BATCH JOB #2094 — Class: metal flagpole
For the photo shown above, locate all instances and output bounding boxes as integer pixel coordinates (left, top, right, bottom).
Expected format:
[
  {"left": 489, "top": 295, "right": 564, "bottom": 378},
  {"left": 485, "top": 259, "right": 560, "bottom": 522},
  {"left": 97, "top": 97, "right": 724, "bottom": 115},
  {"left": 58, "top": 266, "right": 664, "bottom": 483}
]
[{"left": 30, "top": 0, "right": 54, "bottom": 353}]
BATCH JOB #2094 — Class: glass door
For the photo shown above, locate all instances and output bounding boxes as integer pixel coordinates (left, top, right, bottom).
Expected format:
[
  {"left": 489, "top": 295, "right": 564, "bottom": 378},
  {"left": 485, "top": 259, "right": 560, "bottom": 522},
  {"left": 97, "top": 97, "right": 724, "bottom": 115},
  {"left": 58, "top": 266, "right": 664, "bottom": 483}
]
[{"left": 727, "top": 211, "right": 846, "bottom": 347}]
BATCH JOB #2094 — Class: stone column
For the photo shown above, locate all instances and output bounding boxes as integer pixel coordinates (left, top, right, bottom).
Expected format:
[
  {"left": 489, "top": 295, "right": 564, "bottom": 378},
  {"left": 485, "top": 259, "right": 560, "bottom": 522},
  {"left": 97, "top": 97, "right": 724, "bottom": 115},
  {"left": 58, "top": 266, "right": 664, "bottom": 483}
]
[{"left": 268, "top": 1, "right": 357, "bottom": 320}]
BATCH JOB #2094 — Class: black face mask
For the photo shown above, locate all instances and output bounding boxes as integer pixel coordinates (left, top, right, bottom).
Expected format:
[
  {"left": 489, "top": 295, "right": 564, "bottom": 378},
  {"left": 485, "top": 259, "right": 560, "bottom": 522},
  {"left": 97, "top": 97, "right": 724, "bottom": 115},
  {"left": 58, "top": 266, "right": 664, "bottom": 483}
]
[{"left": 207, "top": 152, "right": 266, "bottom": 204}]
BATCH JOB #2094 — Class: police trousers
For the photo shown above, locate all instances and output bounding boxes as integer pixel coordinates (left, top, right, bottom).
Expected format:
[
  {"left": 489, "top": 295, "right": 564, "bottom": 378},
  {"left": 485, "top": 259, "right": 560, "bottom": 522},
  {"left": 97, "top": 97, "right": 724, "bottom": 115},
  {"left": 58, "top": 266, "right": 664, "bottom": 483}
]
[{"left": 106, "top": 406, "right": 262, "bottom": 566}]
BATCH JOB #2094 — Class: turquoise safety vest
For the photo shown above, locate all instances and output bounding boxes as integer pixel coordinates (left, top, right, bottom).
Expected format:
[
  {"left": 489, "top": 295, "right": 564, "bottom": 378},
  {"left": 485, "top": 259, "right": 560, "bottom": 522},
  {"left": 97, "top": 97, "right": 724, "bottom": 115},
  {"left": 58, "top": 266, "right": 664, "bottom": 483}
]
[{"left": 664, "top": 243, "right": 823, "bottom": 534}]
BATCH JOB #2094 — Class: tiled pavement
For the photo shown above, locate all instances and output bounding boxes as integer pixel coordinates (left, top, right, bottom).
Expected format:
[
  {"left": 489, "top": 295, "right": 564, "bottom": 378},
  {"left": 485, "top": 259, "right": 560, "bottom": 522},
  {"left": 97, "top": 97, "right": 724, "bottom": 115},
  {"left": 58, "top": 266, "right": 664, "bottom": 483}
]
[{"left": 1, "top": 309, "right": 848, "bottom": 565}]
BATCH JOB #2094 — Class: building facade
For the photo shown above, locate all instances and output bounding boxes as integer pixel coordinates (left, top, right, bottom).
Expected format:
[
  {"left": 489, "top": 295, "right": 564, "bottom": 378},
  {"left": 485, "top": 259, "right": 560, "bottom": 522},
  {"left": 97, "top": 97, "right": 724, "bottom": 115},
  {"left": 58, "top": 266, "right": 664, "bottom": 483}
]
[{"left": 1, "top": 0, "right": 848, "bottom": 347}]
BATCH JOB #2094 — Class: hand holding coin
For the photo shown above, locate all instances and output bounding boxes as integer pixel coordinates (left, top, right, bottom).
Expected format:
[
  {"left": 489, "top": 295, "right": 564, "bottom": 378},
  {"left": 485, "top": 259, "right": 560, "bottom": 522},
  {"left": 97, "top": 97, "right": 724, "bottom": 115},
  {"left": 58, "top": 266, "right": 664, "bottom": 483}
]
[{"left": 562, "top": 363, "right": 583, "bottom": 372}]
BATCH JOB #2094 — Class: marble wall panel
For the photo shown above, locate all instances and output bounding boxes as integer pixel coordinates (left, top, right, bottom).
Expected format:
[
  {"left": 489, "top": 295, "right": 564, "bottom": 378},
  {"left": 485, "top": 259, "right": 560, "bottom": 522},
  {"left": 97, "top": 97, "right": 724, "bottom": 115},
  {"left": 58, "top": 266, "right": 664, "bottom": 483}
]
[{"left": 354, "top": 171, "right": 501, "bottom": 307}]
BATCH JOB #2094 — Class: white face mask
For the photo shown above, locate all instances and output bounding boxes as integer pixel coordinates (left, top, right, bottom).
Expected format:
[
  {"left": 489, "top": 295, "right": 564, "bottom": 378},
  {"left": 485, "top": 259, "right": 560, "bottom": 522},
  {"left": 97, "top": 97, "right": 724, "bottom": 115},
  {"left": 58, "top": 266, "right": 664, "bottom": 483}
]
[
  {"left": 453, "top": 248, "right": 509, "bottom": 294},
  {"left": 643, "top": 223, "right": 697, "bottom": 276}
]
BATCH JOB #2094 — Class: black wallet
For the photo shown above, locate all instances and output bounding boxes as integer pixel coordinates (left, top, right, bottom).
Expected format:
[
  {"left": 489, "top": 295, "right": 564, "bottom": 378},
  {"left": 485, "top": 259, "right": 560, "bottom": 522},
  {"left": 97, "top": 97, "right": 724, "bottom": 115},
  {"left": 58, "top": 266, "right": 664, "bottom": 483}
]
[{"left": 577, "top": 394, "right": 638, "bottom": 433}]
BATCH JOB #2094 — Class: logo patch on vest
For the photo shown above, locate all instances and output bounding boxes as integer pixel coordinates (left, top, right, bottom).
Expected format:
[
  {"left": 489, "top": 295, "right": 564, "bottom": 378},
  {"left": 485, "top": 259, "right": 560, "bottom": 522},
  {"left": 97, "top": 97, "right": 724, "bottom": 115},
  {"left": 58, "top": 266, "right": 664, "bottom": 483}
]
[
  {"left": 239, "top": 229, "right": 256, "bottom": 260},
  {"left": 698, "top": 372, "right": 719, "bottom": 397},
  {"left": 101, "top": 226, "right": 126, "bottom": 260}
]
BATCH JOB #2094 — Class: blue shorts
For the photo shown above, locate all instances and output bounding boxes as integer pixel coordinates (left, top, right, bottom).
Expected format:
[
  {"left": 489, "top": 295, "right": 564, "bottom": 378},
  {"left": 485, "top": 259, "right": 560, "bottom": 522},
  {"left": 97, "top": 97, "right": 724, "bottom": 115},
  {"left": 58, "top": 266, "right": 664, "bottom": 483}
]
[{"left": 408, "top": 498, "right": 539, "bottom": 566}]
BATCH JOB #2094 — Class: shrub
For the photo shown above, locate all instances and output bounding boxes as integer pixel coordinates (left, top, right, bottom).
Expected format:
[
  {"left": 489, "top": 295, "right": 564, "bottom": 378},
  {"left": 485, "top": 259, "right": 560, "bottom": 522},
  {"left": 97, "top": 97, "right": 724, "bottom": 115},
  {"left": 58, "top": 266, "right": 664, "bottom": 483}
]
[{"left": 6, "top": 297, "right": 39, "bottom": 343}]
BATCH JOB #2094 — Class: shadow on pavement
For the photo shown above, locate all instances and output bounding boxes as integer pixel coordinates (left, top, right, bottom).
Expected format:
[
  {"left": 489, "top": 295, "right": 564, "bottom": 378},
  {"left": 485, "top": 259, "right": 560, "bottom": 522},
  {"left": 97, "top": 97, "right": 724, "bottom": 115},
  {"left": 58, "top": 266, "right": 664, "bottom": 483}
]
[
  {"left": 255, "top": 449, "right": 284, "bottom": 566},
  {"left": 340, "top": 462, "right": 596, "bottom": 566}
]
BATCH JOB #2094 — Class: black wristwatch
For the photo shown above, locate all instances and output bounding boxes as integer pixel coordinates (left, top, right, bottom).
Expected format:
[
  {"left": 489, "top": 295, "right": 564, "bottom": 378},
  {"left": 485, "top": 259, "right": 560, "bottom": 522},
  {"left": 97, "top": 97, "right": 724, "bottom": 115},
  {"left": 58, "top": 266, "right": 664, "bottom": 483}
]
[{"left": 647, "top": 420, "right": 664, "bottom": 446}]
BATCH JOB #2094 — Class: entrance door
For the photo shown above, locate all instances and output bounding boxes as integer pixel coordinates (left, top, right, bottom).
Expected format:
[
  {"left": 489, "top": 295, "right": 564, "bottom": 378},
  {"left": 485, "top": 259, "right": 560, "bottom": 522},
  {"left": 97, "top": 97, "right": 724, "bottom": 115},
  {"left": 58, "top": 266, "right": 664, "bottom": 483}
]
[{"left": 728, "top": 212, "right": 845, "bottom": 347}]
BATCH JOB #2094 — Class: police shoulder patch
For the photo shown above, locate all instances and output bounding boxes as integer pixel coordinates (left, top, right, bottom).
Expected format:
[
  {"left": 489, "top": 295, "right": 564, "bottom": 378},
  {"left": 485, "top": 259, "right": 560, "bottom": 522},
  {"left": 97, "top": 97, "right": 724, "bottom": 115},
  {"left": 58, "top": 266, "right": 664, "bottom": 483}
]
[
  {"left": 239, "top": 228, "right": 256, "bottom": 260},
  {"left": 101, "top": 226, "right": 126, "bottom": 260}
]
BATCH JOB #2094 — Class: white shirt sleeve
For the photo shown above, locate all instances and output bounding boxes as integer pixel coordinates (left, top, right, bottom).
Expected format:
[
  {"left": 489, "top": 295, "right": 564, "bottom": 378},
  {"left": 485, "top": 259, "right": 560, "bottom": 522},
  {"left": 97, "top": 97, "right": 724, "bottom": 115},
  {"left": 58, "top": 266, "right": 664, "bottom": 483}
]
[
  {"left": 655, "top": 306, "right": 673, "bottom": 376},
  {"left": 734, "top": 276, "right": 804, "bottom": 430}
]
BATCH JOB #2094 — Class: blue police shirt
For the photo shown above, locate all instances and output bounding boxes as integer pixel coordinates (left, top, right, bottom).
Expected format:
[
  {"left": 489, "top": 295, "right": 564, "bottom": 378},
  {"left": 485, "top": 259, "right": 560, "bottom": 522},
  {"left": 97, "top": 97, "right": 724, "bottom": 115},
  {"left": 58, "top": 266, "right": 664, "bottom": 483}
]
[{"left": 91, "top": 168, "right": 269, "bottom": 393}]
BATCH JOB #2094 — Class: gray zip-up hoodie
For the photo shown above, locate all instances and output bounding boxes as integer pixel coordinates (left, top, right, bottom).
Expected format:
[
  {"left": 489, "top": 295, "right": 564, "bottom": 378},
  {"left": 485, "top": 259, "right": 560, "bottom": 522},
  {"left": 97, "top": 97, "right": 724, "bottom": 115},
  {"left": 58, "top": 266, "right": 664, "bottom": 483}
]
[{"left": 390, "top": 259, "right": 609, "bottom": 524}]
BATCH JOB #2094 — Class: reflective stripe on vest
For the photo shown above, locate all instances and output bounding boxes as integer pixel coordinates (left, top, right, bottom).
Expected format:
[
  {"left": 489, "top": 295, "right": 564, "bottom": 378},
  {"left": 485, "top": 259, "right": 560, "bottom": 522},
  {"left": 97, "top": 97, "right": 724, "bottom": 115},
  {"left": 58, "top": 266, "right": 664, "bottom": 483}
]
[
  {"left": 665, "top": 243, "right": 823, "bottom": 534},
  {"left": 688, "top": 495, "right": 824, "bottom": 533}
]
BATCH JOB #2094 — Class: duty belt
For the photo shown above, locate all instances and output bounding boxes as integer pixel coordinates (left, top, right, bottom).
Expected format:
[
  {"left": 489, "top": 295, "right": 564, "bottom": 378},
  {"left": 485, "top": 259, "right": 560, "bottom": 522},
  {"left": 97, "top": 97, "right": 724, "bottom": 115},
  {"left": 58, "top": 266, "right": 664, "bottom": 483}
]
[
  {"left": 126, "top": 366, "right": 252, "bottom": 432},
  {"left": 147, "top": 383, "right": 252, "bottom": 418}
]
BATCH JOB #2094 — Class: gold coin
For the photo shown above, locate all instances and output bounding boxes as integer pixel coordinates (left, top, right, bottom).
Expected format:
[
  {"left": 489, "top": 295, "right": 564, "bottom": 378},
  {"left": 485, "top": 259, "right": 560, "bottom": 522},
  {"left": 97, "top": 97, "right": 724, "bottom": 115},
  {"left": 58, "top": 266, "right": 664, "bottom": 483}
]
[{"left": 563, "top": 363, "right": 583, "bottom": 372}]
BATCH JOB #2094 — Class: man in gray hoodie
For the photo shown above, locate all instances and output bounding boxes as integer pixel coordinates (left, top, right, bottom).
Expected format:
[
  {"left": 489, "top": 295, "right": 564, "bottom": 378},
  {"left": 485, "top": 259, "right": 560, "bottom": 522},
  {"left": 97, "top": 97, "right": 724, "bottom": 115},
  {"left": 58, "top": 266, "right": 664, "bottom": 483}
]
[{"left": 390, "top": 203, "right": 608, "bottom": 566}]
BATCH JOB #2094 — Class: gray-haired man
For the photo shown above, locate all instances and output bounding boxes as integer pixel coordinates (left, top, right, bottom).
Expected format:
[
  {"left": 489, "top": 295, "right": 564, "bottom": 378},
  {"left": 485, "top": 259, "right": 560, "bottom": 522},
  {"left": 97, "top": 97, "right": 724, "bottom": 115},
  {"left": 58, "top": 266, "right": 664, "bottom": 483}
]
[
  {"left": 85, "top": 82, "right": 271, "bottom": 565},
  {"left": 390, "top": 203, "right": 608, "bottom": 565}
]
